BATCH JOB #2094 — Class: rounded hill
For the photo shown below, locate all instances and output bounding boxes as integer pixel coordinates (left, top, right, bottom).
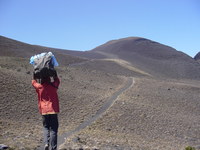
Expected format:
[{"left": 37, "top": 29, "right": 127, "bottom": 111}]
[
  {"left": 194, "top": 52, "right": 200, "bottom": 62},
  {"left": 91, "top": 37, "right": 200, "bottom": 79}
]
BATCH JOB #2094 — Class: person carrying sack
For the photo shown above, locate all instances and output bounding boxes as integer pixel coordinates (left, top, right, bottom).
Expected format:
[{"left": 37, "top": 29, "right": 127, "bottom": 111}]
[{"left": 30, "top": 52, "right": 60, "bottom": 150}]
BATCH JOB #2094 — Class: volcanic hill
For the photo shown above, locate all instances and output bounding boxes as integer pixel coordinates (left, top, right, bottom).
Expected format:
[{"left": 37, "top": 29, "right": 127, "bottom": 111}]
[
  {"left": 0, "top": 35, "right": 200, "bottom": 150},
  {"left": 89, "top": 37, "right": 200, "bottom": 79},
  {"left": 194, "top": 52, "right": 200, "bottom": 63}
]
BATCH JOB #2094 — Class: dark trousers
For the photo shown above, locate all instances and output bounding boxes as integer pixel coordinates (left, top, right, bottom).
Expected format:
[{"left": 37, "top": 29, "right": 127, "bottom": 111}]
[{"left": 42, "top": 114, "right": 59, "bottom": 150}]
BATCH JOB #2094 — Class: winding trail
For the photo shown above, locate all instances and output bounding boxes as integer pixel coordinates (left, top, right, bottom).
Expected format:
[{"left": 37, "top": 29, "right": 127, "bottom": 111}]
[{"left": 58, "top": 77, "right": 135, "bottom": 148}]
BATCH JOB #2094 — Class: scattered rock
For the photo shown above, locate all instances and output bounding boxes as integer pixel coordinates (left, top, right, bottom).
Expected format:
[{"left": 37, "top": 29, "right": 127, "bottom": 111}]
[
  {"left": 106, "top": 128, "right": 111, "bottom": 131},
  {"left": 26, "top": 71, "right": 31, "bottom": 74},
  {"left": 17, "top": 68, "right": 21, "bottom": 72}
]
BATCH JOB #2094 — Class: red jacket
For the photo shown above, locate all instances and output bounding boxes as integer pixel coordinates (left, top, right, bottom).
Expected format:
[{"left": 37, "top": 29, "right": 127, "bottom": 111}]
[{"left": 32, "top": 78, "right": 60, "bottom": 115}]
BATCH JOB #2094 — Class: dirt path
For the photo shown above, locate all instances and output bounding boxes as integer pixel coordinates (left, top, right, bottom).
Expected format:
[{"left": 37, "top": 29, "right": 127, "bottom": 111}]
[{"left": 58, "top": 77, "right": 134, "bottom": 148}]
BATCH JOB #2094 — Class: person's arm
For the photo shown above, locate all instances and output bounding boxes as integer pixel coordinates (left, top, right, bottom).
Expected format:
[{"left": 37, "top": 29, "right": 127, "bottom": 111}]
[
  {"left": 32, "top": 80, "right": 42, "bottom": 89},
  {"left": 53, "top": 71, "right": 60, "bottom": 88},
  {"left": 32, "top": 73, "right": 42, "bottom": 89}
]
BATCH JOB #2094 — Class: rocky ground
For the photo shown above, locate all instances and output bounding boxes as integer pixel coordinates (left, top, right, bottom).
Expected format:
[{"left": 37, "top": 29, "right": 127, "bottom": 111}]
[
  {"left": 0, "top": 56, "right": 125, "bottom": 149},
  {"left": 59, "top": 78, "right": 200, "bottom": 150},
  {"left": 0, "top": 52, "right": 200, "bottom": 150},
  {"left": 1, "top": 36, "right": 200, "bottom": 150},
  {"left": 1, "top": 56, "right": 200, "bottom": 150}
]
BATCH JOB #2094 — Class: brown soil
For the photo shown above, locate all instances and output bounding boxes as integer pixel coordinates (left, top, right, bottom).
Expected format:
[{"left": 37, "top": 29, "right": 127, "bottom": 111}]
[
  {"left": 59, "top": 78, "right": 200, "bottom": 150},
  {"left": 1, "top": 36, "right": 200, "bottom": 150},
  {"left": 0, "top": 56, "right": 124, "bottom": 149}
]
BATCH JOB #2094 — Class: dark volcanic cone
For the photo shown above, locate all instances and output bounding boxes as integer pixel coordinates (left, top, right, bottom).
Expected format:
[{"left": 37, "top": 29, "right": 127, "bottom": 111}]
[
  {"left": 91, "top": 37, "right": 200, "bottom": 79},
  {"left": 194, "top": 52, "right": 200, "bottom": 62}
]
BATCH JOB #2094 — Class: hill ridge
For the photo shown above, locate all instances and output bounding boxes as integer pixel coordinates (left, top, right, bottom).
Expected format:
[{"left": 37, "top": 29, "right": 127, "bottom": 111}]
[
  {"left": 1, "top": 35, "right": 200, "bottom": 79},
  {"left": 90, "top": 37, "right": 200, "bottom": 79}
]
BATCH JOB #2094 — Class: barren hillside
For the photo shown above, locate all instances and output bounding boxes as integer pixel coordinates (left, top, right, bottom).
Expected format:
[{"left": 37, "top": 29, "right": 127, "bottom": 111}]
[
  {"left": 0, "top": 36, "right": 200, "bottom": 150},
  {"left": 91, "top": 37, "right": 200, "bottom": 79},
  {"left": 0, "top": 36, "right": 87, "bottom": 66},
  {"left": 194, "top": 52, "right": 200, "bottom": 63}
]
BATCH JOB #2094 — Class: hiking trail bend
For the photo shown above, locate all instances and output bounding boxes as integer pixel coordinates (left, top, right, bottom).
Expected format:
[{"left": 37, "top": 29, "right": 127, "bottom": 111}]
[{"left": 58, "top": 77, "right": 135, "bottom": 148}]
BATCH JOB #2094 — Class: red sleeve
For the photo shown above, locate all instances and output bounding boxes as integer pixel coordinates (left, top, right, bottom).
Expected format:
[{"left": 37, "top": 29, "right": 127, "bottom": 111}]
[{"left": 32, "top": 80, "right": 42, "bottom": 89}]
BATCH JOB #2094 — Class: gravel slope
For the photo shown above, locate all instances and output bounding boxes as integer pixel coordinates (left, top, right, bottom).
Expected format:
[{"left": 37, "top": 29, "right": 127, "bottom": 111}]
[
  {"left": 0, "top": 56, "right": 125, "bottom": 149},
  {"left": 60, "top": 78, "right": 200, "bottom": 150}
]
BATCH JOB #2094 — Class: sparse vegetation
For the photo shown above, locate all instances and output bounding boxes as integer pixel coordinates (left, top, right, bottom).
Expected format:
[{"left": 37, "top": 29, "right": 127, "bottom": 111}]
[{"left": 185, "top": 146, "right": 196, "bottom": 150}]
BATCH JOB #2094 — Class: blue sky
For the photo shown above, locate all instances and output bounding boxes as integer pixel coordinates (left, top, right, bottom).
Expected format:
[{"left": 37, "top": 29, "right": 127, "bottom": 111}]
[{"left": 0, "top": 0, "right": 199, "bottom": 57}]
